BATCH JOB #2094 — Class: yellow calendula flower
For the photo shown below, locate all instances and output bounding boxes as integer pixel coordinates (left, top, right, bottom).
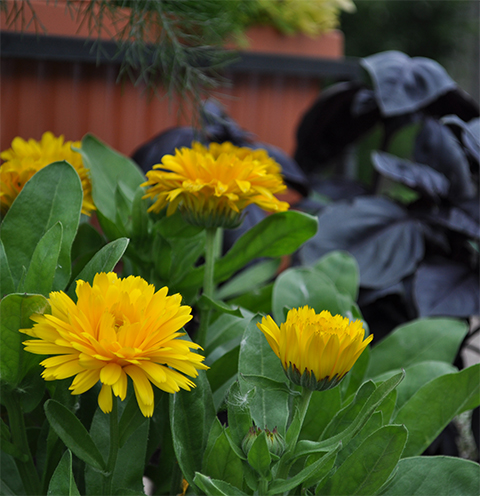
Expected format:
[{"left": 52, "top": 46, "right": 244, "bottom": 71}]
[
  {"left": 257, "top": 306, "right": 372, "bottom": 391},
  {"left": 21, "top": 272, "right": 208, "bottom": 417},
  {"left": 0, "top": 132, "right": 95, "bottom": 216},
  {"left": 142, "top": 142, "right": 289, "bottom": 228}
]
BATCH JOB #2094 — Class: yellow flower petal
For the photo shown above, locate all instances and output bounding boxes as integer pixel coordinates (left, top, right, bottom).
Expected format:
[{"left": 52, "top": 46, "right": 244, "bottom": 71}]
[
  {"left": 21, "top": 272, "right": 208, "bottom": 416},
  {"left": 142, "top": 141, "right": 289, "bottom": 228},
  {"left": 257, "top": 307, "right": 372, "bottom": 391},
  {"left": 0, "top": 132, "right": 95, "bottom": 215}
]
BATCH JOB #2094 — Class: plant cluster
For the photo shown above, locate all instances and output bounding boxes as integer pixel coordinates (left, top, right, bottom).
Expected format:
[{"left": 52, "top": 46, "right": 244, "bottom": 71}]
[{"left": 0, "top": 114, "right": 479, "bottom": 495}]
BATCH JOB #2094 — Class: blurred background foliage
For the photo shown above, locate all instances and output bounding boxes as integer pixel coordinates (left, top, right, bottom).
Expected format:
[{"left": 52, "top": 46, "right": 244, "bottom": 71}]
[{"left": 340, "top": 0, "right": 479, "bottom": 102}]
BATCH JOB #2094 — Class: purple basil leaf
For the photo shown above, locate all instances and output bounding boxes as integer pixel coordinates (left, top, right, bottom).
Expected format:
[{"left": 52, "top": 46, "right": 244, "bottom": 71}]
[
  {"left": 426, "top": 206, "right": 480, "bottom": 240},
  {"left": 299, "top": 196, "right": 425, "bottom": 289},
  {"left": 414, "top": 257, "right": 479, "bottom": 317},
  {"left": 414, "top": 118, "right": 476, "bottom": 200},
  {"left": 372, "top": 151, "right": 449, "bottom": 200},
  {"left": 361, "top": 51, "right": 457, "bottom": 117}
]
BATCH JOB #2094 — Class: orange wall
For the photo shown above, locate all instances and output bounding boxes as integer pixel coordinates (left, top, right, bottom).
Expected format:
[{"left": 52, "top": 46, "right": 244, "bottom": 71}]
[{"left": 1, "top": 1, "right": 343, "bottom": 158}]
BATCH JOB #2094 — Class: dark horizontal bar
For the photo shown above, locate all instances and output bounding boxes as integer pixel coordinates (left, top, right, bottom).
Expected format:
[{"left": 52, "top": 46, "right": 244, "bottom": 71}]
[{"left": 1, "top": 31, "right": 361, "bottom": 80}]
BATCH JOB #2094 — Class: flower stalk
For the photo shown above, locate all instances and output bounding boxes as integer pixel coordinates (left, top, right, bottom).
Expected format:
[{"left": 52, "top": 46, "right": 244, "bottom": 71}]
[
  {"left": 103, "top": 397, "right": 120, "bottom": 496},
  {"left": 197, "top": 227, "right": 218, "bottom": 348},
  {"left": 2, "top": 391, "right": 41, "bottom": 496}
]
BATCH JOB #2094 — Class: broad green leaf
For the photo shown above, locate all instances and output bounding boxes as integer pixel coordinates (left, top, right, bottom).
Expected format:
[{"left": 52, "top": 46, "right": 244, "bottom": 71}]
[
  {"left": 394, "top": 363, "right": 480, "bottom": 457},
  {"left": 0, "top": 451, "right": 25, "bottom": 496},
  {"left": 0, "top": 239, "right": 15, "bottom": 297},
  {"left": 300, "top": 387, "right": 342, "bottom": 442},
  {"left": 197, "top": 295, "right": 242, "bottom": 318},
  {"left": 321, "top": 381, "right": 377, "bottom": 440},
  {"left": 238, "top": 317, "right": 289, "bottom": 435},
  {"left": 267, "top": 443, "right": 342, "bottom": 494},
  {"left": 130, "top": 186, "right": 149, "bottom": 241},
  {"left": 0, "top": 294, "right": 49, "bottom": 387},
  {"left": 79, "top": 134, "right": 145, "bottom": 223},
  {"left": 66, "top": 238, "right": 129, "bottom": 299},
  {"left": 313, "top": 251, "right": 359, "bottom": 301},
  {"left": 247, "top": 431, "right": 272, "bottom": 480},
  {"left": 272, "top": 267, "right": 354, "bottom": 324},
  {"left": 23, "top": 222, "right": 63, "bottom": 296},
  {"left": 71, "top": 221, "right": 104, "bottom": 263},
  {"left": 216, "top": 259, "right": 281, "bottom": 300},
  {"left": 316, "top": 371, "right": 405, "bottom": 452},
  {"left": 44, "top": 400, "right": 106, "bottom": 473},
  {"left": 0, "top": 161, "right": 82, "bottom": 291},
  {"left": 85, "top": 402, "right": 149, "bottom": 495},
  {"left": 180, "top": 211, "right": 318, "bottom": 289},
  {"left": 372, "top": 361, "right": 458, "bottom": 413},
  {"left": 118, "top": 393, "right": 149, "bottom": 448},
  {"left": 333, "top": 411, "right": 383, "bottom": 467},
  {"left": 170, "top": 368, "right": 216, "bottom": 490},
  {"left": 319, "top": 425, "right": 408, "bottom": 496},
  {"left": 207, "top": 346, "right": 239, "bottom": 403},
  {"left": 193, "top": 473, "right": 248, "bottom": 496},
  {"left": 368, "top": 317, "right": 468, "bottom": 377},
  {"left": 47, "top": 450, "right": 81, "bottom": 496},
  {"left": 205, "top": 311, "right": 252, "bottom": 358},
  {"left": 228, "top": 283, "right": 274, "bottom": 315},
  {"left": 227, "top": 381, "right": 254, "bottom": 449},
  {"left": 203, "top": 429, "right": 244, "bottom": 489},
  {"left": 378, "top": 456, "right": 480, "bottom": 495}
]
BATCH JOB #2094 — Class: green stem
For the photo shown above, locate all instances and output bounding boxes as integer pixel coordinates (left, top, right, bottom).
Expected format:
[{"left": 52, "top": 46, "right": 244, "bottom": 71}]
[
  {"left": 103, "top": 397, "right": 119, "bottom": 496},
  {"left": 276, "top": 387, "right": 313, "bottom": 481},
  {"left": 258, "top": 478, "right": 269, "bottom": 495},
  {"left": 3, "top": 391, "right": 41, "bottom": 496},
  {"left": 196, "top": 226, "right": 218, "bottom": 348}
]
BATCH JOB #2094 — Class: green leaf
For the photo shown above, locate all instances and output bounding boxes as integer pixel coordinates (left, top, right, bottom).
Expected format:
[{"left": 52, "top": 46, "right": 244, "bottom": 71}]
[
  {"left": 202, "top": 429, "right": 245, "bottom": 489},
  {"left": 130, "top": 186, "right": 149, "bottom": 241},
  {"left": 44, "top": 399, "right": 106, "bottom": 473},
  {"left": 300, "top": 387, "right": 342, "bottom": 442},
  {"left": 47, "top": 450, "right": 81, "bottom": 496},
  {"left": 193, "top": 473, "right": 248, "bottom": 496},
  {"left": 394, "top": 363, "right": 480, "bottom": 457},
  {"left": 197, "top": 294, "right": 243, "bottom": 317},
  {"left": 170, "top": 368, "right": 216, "bottom": 490},
  {"left": 247, "top": 431, "right": 272, "bottom": 480},
  {"left": 205, "top": 311, "right": 253, "bottom": 359},
  {"left": 319, "top": 425, "right": 408, "bottom": 496},
  {"left": 368, "top": 317, "right": 468, "bottom": 377},
  {"left": 118, "top": 393, "right": 149, "bottom": 448},
  {"left": 207, "top": 346, "right": 239, "bottom": 402},
  {"left": 272, "top": 267, "right": 354, "bottom": 324},
  {"left": 0, "top": 161, "right": 82, "bottom": 291},
  {"left": 313, "top": 251, "right": 359, "bottom": 301},
  {"left": 0, "top": 293, "right": 49, "bottom": 387},
  {"left": 321, "top": 381, "right": 377, "bottom": 440},
  {"left": 372, "top": 361, "right": 458, "bottom": 413},
  {"left": 66, "top": 238, "right": 129, "bottom": 299},
  {"left": 0, "top": 451, "right": 25, "bottom": 496},
  {"left": 78, "top": 134, "right": 145, "bottom": 223},
  {"left": 180, "top": 211, "right": 318, "bottom": 289},
  {"left": 238, "top": 317, "right": 289, "bottom": 435},
  {"left": 241, "top": 374, "right": 299, "bottom": 396},
  {"left": 0, "top": 239, "right": 15, "bottom": 297},
  {"left": 377, "top": 456, "right": 480, "bottom": 495},
  {"left": 23, "top": 222, "right": 63, "bottom": 296},
  {"left": 216, "top": 259, "right": 281, "bottom": 300},
  {"left": 316, "top": 371, "right": 405, "bottom": 452},
  {"left": 85, "top": 402, "right": 149, "bottom": 495},
  {"left": 267, "top": 443, "right": 342, "bottom": 494},
  {"left": 227, "top": 381, "right": 254, "bottom": 449},
  {"left": 228, "top": 283, "right": 274, "bottom": 315}
]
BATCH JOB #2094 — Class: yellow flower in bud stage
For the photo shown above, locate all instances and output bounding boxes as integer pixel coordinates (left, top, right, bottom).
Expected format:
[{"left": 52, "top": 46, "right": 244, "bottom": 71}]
[
  {"left": 21, "top": 273, "right": 208, "bottom": 417},
  {"left": 0, "top": 132, "right": 95, "bottom": 216},
  {"left": 257, "top": 306, "right": 373, "bottom": 391},
  {"left": 142, "top": 142, "right": 289, "bottom": 229}
]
